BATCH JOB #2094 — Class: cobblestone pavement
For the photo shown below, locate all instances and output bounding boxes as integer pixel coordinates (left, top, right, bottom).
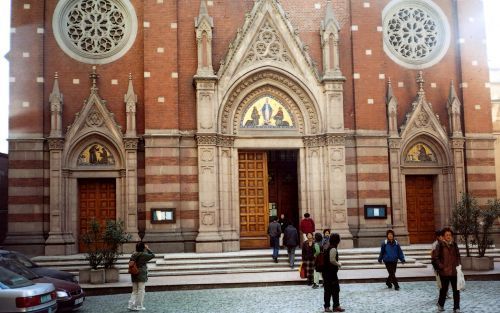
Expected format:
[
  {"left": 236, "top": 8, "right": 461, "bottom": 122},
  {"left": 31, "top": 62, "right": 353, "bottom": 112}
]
[{"left": 80, "top": 281, "right": 500, "bottom": 313}]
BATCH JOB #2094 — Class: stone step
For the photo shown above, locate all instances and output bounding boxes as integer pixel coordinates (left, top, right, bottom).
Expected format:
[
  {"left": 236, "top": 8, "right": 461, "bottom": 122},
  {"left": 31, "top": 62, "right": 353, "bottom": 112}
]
[{"left": 30, "top": 245, "right": 497, "bottom": 278}]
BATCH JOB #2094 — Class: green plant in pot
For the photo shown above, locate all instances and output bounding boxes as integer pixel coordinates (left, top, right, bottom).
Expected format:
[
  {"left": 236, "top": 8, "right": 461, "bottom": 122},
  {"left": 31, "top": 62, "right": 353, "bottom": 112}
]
[
  {"left": 451, "top": 193, "right": 479, "bottom": 257},
  {"left": 79, "top": 218, "right": 105, "bottom": 284},
  {"left": 101, "top": 219, "right": 131, "bottom": 282}
]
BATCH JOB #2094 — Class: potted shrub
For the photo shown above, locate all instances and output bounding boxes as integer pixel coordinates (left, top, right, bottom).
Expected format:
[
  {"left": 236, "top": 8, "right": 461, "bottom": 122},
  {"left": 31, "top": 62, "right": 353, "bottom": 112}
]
[
  {"left": 79, "top": 218, "right": 105, "bottom": 284},
  {"left": 469, "top": 199, "right": 500, "bottom": 270},
  {"left": 450, "top": 193, "right": 479, "bottom": 269},
  {"left": 102, "top": 219, "right": 131, "bottom": 283}
]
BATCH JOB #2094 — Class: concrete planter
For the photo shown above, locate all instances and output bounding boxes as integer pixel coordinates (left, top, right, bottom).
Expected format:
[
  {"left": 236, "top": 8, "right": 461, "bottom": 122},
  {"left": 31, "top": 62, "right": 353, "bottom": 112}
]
[
  {"left": 471, "top": 256, "right": 494, "bottom": 271},
  {"left": 78, "top": 269, "right": 91, "bottom": 284},
  {"left": 461, "top": 256, "right": 473, "bottom": 270},
  {"left": 105, "top": 267, "right": 120, "bottom": 283},
  {"left": 90, "top": 269, "right": 105, "bottom": 284}
]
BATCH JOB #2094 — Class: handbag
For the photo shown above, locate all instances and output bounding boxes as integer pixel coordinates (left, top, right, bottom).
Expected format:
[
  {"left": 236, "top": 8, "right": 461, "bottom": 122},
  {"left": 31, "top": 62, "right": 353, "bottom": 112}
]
[
  {"left": 456, "top": 265, "right": 465, "bottom": 290},
  {"left": 299, "top": 262, "right": 306, "bottom": 279},
  {"left": 128, "top": 259, "right": 139, "bottom": 275}
]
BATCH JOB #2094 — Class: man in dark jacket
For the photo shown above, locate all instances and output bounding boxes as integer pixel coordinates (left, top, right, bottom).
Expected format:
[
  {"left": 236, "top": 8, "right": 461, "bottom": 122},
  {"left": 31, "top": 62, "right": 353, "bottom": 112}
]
[
  {"left": 268, "top": 216, "right": 282, "bottom": 263},
  {"left": 432, "top": 227, "right": 461, "bottom": 313},
  {"left": 378, "top": 229, "right": 405, "bottom": 290},
  {"left": 282, "top": 222, "right": 299, "bottom": 268}
]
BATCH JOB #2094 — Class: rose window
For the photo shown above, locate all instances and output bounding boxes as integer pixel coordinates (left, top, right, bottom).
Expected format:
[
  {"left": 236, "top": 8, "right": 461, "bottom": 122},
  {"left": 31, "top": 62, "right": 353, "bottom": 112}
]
[
  {"left": 382, "top": 0, "right": 450, "bottom": 69},
  {"left": 53, "top": 0, "right": 137, "bottom": 64}
]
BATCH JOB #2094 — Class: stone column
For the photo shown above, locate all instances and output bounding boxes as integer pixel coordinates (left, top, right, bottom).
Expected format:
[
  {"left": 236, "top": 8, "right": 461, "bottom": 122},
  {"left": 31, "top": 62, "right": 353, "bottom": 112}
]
[
  {"left": 123, "top": 138, "right": 140, "bottom": 251},
  {"left": 326, "top": 135, "right": 353, "bottom": 248},
  {"left": 45, "top": 138, "right": 76, "bottom": 255},
  {"left": 196, "top": 135, "right": 222, "bottom": 252}
]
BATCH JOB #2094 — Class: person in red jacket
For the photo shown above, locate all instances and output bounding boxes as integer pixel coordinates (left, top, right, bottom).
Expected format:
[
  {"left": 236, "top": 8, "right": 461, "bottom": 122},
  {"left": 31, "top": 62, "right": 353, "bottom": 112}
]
[{"left": 300, "top": 212, "right": 315, "bottom": 241}]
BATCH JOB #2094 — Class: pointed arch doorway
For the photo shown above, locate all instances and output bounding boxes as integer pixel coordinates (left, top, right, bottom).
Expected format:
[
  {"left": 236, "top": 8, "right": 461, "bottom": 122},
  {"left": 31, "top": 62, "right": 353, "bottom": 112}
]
[
  {"left": 405, "top": 175, "right": 435, "bottom": 243},
  {"left": 238, "top": 150, "right": 299, "bottom": 249}
]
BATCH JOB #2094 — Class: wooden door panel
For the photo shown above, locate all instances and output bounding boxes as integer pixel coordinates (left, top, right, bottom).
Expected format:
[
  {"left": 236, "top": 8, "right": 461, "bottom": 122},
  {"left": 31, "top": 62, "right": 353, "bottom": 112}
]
[
  {"left": 406, "top": 175, "right": 435, "bottom": 243},
  {"left": 79, "top": 179, "right": 116, "bottom": 252},
  {"left": 239, "top": 151, "right": 269, "bottom": 249}
]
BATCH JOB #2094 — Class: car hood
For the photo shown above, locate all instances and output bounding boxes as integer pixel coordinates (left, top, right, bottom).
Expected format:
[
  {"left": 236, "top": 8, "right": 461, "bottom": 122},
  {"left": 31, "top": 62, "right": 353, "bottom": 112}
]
[
  {"left": 32, "top": 276, "right": 81, "bottom": 292},
  {"left": 30, "top": 267, "right": 75, "bottom": 282}
]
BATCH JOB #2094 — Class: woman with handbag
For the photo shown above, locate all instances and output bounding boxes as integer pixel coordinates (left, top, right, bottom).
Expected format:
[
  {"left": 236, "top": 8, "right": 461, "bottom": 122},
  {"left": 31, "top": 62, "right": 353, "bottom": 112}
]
[
  {"left": 128, "top": 242, "right": 155, "bottom": 311},
  {"left": 301, "top": 232, "right": 315, "bottom": 285}
]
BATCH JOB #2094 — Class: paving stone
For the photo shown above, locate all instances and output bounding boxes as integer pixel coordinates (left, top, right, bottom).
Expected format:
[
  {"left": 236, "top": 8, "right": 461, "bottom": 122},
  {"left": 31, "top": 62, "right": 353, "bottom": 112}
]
[{"left": 80, "top": 280, "right": 500, "bottom": 313}]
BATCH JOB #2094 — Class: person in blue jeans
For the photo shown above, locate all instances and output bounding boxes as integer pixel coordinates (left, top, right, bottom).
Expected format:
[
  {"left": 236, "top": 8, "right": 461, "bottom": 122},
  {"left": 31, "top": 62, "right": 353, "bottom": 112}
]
[
  {"left": 378, "top": 229, "right": 405, "bottom": 290},
  {"left": 267, "top": 216, "right": 281, "bottom": 263}
]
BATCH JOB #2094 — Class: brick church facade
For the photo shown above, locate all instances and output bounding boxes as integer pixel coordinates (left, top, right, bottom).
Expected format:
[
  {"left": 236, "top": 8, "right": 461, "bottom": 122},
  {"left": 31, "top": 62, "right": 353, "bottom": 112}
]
[{"left": 4, "top": 0, "right": 497, "bottom": 255}]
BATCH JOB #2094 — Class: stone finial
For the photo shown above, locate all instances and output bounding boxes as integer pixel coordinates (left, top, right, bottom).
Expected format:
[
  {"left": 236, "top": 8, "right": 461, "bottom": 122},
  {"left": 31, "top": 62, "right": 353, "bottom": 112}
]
[
  {"left": 416, "top": 71, "right": 425, "bottom": 95},
  {"left": 386, "top": 77, "right": 394, "bottom": 102},
  {"left": 448, "top": 80, "right": 458, "bottom": 102},
  {"left": 49, "top": 72, "right": 62, "bottom": 107},
  {"left": 90, "top": 66, "right": 99, "bottom": 93}
]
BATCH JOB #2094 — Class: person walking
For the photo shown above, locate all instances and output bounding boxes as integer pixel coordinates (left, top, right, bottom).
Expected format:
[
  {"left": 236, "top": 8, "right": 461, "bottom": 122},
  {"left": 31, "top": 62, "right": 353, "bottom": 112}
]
[
  {"left": 301, "top": 232, "right": 315, "bottom": 285},
  {"left": 378, "top": 229, "right": 405, "bottom": 290},
  {"left": 322, "top": 229, "right": 331, "bottom": 250},
  {"left": 312, "top": 232, "right": 324, "bottom": 289},
  {"left": 128, "top": 242, "right": 155, "bottom": 311},
  {"left": 323, "top": 233, "right": 344, "bottom": 312},
  {"left": 432, "top": 227, "right": 462, "bottom": 313},
  {"left": 268, "top": 216, "right": 281, "bottom": 263},
  {"left": 278, "top": 213, "right": 289, "bottom": 247},
  {"left": 283, "top": 221, "right": 299, "bottom": 269},
  {"left": 300, "top": 213, "right": 315, "bottom": 241}
]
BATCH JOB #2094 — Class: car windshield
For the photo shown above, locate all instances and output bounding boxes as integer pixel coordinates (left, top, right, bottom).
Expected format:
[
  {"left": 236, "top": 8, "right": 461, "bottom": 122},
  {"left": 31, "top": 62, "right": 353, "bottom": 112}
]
[
  {"left": 6, "top": 252, "right": 37, "bottom": 268},
  {"left": 0, "top": 259, "right": 40, "bottom": 280},
  {"left": 0, "top": 267, "right": 34, "bottom": 289}
]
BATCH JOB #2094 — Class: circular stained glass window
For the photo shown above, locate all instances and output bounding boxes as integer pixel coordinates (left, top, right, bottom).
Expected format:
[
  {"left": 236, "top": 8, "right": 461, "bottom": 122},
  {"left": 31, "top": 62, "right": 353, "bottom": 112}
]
[
  {"left": 53, "top": 0, "right": 138, "bottom": 64},
  {"left": 382, "top": 0, "right": 450, "bottom": 69}
]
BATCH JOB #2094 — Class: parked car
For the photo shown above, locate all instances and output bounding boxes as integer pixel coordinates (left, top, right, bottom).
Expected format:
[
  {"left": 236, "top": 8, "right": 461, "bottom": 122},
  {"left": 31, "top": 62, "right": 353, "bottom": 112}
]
[
  {"left": 0, "top": 249, "right": 77, "bottom": 283},
  {"left": 0, "top": 266, "right": 58, "bottom": 313},
  {"left": 0, "top": 259, "right": 85, "bottom": 312}
]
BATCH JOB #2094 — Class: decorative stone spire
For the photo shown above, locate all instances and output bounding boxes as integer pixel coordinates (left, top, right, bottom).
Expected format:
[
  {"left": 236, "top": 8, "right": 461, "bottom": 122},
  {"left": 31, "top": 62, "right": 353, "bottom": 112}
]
[
  {"left": 416, "top": 70, "right": 425, "bottom": 97},
  {"left": 195, "top": 0, "right": 215, "bottom": 77},
  {"left": 447, "top": 80, "right": 463, "bottom": 137},
  {"left": 321, "top": 0, "right": 342, "bottom": 79},
  {"left": 124, "top": 73, "right": 137, "bottom": 137},
  {"left": 90, "top": 66, "right": 99, "bottom": 94},
  {"left": 386, "top": 77, "right": 399, "bottom": 137},
  {"left": 49, "top": 72, "right": 63, "bottom": 137}
]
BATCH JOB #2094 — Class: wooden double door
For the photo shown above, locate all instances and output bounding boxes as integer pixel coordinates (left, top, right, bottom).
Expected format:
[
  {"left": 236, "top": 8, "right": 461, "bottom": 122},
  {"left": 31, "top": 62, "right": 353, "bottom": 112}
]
[
  {"left": 78, "top": 178, "right": 116, "bottom": 252},
  {"left": 238, "top": 150, "right": 298, "bottom": 249},
  {"left": 405, "top": 175, "right": 435, "bottom": 243}
]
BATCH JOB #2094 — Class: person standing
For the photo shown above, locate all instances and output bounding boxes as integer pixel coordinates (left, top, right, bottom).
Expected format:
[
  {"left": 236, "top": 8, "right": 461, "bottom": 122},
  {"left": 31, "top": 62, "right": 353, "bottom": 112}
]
[
  {"left": 432, "top": 227, "right": 461, "bottom": 313},
  {"left": 278, "top": 213, "right": 289, "bottom": 247},
  {"left": 300, "top": 212, "right": 315, "bottom": 241},
  {"left": 283, "top": 222, "right": 299, "bottom": 268},
  {"left": 268, "top": 216, "right": 281, "bottom": 263},
  {"left": 323, "top": 233, "right": 344, "bottom": 312},
  {"left": 301, "top": 232, "right": 315, "bottom": 285},
  {"left": 128, "top": 242, "right": 155, "bottom": 311},
  {"left": 312, "top": 232, "right": 323, "bottom": 289},
  {"left": 378, "top": 229, "right": 405, "bottom": 290},
  {"left": 322, "top": 229, "right": 331, "bottom": 250}
]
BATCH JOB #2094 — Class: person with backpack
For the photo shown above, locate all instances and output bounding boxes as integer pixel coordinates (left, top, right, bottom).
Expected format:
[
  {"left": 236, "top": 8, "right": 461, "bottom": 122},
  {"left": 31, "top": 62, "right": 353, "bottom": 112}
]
[
  {"left": 283, "top": 221, "right": 299, "bottom": 269},
  {"left": 432, "top": 227, "right": 462, "bottom": 313},
  {"left": 128, "top": 242, "right": 155, "bottom": 311},
  {"left": 312, "top": 232, "right": 324, "bottom": 289},
  {"left": 323, "top": 233, "right": 344, "bottom": 312},
  {"left": 378, "top": 229, "right": 405, "bottom": 290}
]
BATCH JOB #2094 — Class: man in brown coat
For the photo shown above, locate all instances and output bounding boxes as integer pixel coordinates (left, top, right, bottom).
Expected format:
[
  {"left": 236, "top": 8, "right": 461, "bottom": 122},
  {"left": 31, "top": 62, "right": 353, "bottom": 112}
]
[{"left": 432, "top": 227, "right": 461, "bottom": 313}]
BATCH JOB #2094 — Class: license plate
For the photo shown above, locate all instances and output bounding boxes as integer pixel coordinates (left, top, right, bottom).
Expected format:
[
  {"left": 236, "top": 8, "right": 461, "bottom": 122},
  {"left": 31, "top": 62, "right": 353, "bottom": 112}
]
[
  {"left": 75, "top": 297, "right": 84, "bottom": 305},
  {"left": 41, "top": 294, "right": 52, "bottom": 303}
]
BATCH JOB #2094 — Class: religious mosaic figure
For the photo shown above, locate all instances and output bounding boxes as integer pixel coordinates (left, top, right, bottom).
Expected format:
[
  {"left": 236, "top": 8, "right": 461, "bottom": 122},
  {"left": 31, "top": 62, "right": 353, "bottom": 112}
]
[
  {"left": 78, "top": 143, "right": 115, "bottom": 166},
  {"left": 261, "top": 98, "right": 273, "bottom": 125}
]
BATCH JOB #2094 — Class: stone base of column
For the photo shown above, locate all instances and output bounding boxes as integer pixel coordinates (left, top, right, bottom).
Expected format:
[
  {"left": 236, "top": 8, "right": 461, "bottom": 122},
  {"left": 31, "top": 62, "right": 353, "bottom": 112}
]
[
  {"left": 219, "top": 229, "right": 239, "bottom": 252},
  {"left": 44, "top": 233, "right": 77, "bottom": 255},
  {"left": 392, "top": 224, "right": 410, "bottom": 245},
  {"left": 334, "top": 228, "right": 354, "bottom": 248},
  {"left": 195, "top": 230, "right": 223, "bottom": 253},
  {"left": 356, "top": 225, "right": 394, "bottom": 247},
  {"left": 2, "top": 233, "right": 46, "bottom": 255},
  {"left": 141, "top": 232, "right": 186, "bottom": 253}
]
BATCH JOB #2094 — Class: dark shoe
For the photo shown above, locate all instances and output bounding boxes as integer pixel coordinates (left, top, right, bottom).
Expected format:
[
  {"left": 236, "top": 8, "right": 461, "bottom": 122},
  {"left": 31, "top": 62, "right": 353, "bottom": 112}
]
[
  {"left": 436, "top": 304, "right": 445, "bottom": 312},
  {"left": 394, "top": 286, "right": 400, "bottom": 291},
  {"left": 386, "top": 282, "right": 392, "bottom": 288},
  {"left": 312, "top": 283, "right": 319, "bottom": 289},
  {"left": 307, "top": 281, "right": 313, "bottom": 286},
  {"left": 274, "top": 258, "right": 278, "bottom": 263},
  {"left": 453, "top": 309, "right": 462, "bottom": 313},
  {"left": 324, "top": 308, "right": 333, "bottom": 312},
  {"left": 333, "top": 307, "right": 345, "bottom": 312}
]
